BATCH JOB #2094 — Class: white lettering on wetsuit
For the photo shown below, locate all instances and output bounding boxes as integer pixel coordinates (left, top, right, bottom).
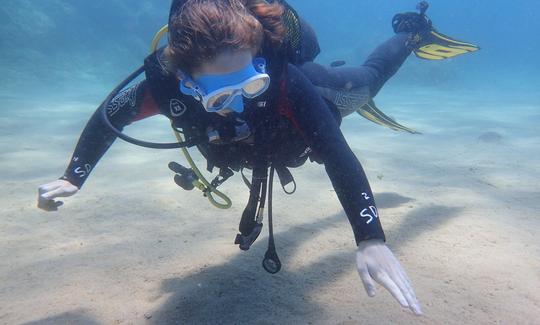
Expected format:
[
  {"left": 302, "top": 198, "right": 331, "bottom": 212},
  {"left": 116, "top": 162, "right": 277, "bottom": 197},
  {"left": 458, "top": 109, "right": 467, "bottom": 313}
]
[
  {"left": 74, "top": 164, "right": 92, "bottom": 178},
  {"left": 360, "top": 192, "right": 378, "bottom": 224},
  {"left": 360, "top": 206, "right": 379, "bottom": 224},
  {"left": 107, "top": 83, "right": 139, "bottom": 116}
]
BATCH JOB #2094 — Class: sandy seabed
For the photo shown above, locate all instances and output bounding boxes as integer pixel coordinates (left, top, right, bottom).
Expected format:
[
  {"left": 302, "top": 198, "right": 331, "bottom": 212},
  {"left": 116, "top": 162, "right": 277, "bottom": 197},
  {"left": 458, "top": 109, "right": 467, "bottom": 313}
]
[{"left": 1, "top": 88, "right": 539, "bottom": 324}]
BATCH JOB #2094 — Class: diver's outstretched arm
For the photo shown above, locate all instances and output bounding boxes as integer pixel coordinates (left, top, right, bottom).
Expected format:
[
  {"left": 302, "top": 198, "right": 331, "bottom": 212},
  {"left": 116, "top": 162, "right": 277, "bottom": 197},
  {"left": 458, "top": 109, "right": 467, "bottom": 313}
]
[
  {"left": 286, "top": 63, "right": 422, "bottom": 315},
  {"left": 37, "top": 81, "right": 160, "bottom": 211}
]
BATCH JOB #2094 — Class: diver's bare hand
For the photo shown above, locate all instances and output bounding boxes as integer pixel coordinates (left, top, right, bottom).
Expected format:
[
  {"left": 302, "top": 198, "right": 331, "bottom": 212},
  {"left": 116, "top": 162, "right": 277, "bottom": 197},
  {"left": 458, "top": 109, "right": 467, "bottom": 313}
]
[
  {"left": 356, "top": 239, "right": 422, "bottom": 315},
  {"left": 38, "top": 179, "right": 79, "bottom": 211}
]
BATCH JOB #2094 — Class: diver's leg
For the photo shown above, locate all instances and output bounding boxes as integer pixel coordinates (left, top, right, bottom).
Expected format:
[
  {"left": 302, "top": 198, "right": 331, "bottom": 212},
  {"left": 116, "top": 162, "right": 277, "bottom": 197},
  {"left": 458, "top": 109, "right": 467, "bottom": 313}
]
[
  {"left": 301, "top": 34, "right": 421, "bottom": 133},
  {"left": 299, "top": 33, "right": 412, "bottom": 98}
]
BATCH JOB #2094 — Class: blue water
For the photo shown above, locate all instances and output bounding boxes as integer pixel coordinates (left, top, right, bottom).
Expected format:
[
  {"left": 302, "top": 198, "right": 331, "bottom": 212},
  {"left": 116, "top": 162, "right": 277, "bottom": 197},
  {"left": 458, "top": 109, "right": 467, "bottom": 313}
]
[{"left": 1, "top": 0, "right": 539, "bottom": 102}]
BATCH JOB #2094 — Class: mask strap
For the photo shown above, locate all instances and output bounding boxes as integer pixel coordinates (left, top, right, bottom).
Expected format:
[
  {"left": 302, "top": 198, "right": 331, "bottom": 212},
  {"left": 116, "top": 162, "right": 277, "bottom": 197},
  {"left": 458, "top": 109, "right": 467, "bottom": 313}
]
[
  {"left": 179, "top": 77, "right": 203, "bottom": 101},
  {"left": 253, "top": 57, "right": 267, "bottom": 74}
]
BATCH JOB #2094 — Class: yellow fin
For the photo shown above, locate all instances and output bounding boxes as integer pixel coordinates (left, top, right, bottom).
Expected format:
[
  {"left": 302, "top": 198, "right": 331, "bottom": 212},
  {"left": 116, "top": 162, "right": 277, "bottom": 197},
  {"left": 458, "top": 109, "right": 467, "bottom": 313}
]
[{"left": 356, "top": 100, "right": 421, "bottom": 134}]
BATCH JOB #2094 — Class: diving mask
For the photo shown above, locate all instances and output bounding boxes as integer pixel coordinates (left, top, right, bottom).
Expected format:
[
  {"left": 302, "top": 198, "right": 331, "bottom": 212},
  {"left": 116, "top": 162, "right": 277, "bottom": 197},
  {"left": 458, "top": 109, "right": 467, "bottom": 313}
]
[{"left": 179, "top": 57, "right": 270, "bottom": 113}]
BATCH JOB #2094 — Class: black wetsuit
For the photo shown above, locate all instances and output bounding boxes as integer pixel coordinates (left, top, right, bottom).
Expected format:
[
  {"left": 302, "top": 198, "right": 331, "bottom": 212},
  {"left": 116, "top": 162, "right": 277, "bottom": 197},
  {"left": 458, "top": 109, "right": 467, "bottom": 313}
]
[{"left": 61, "top": 33, "right": 412, "bottom": 245}]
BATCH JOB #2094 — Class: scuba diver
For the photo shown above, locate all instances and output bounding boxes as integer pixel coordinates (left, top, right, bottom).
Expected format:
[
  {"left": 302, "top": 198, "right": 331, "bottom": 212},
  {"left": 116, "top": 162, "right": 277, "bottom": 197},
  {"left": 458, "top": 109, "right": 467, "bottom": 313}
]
[{"left": 37, "top": 0, "right": 478, "bottom": 316}]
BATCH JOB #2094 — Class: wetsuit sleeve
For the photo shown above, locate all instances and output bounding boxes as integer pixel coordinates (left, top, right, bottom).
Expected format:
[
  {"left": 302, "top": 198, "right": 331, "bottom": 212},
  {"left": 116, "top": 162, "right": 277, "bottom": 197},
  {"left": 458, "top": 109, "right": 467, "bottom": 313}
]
[
  {"left": 286, "top": 64, "right": 385, "bottom": 244},
  {"left": 60, "top": 80, "right": 160, "bottom": 188},
  {"left": 299, "top": 33, "right": 412, "bottom": 97}
]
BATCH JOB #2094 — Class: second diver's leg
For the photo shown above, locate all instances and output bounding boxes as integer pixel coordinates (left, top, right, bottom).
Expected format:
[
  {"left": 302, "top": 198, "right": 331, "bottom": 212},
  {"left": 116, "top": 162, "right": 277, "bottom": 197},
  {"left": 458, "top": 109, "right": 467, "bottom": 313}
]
[
  {"left": 299, "top": 33, "right": 412, "bottom": 98},
  {"left": 299, "top": 33, "right": 422, "bottom": 134}
]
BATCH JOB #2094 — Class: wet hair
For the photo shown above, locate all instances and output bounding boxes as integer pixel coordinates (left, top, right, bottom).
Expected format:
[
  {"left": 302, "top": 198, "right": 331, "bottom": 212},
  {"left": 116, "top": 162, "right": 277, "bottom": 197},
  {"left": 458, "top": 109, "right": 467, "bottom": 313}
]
[{"left": 167, "top": 0, "right": 285, "bottom": 74}]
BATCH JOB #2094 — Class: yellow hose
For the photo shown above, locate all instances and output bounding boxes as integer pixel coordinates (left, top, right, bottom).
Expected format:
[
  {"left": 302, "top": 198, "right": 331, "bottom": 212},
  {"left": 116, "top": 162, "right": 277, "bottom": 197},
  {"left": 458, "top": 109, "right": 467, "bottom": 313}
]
[
  {"left": 172, "top": 127, "right": 232, "bottom": 209},
  {"left": 151, "top": 25, "right": 233, "bottom": 209},
  {"left": 151, "top": 25, "right": 169, "bottom": 52}
]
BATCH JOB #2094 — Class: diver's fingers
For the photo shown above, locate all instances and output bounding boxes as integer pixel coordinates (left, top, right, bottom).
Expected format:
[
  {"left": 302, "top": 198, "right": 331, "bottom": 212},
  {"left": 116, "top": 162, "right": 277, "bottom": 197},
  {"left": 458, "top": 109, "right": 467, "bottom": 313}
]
[
  {"left": 356, "top": 262, "right": 377, "bottom": 297},
  {"left": 37, "top": 180, "right": 76, "bottom": 211},
  {"left": 391, "top": 254, "right": 421, "bottom": 304},
  {"left": 389, "top": 267, "right": 422, "bottom": 315},
  {"left": 40, "top": 187, "right": 65, "bottom": 200},
  {"left": 395, "top": 262, "right": 418, "bottom": 302},
  {"left": 380, "top": 248, "right": 422, "bottom": 315},
  {"left": 38, "top": 182, "right": 62, "bottom": 195},
  {"left": 39, "top": 180, "right": 78, "bottom": 195},
  {"left": 37, "top": 196, "right": 63, "bottom": 211},
  {"left": 372, "top": 270, "right": 409, "bottom": 308},
  {"left": 40, "top": 186, "right": 76, "bottom": 200}
]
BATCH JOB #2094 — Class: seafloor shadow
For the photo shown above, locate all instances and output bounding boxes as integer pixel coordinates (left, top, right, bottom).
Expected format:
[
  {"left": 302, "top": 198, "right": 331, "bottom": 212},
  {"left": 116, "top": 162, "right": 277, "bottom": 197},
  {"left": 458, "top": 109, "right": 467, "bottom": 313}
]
[
  {"left": 20, "top": 194, "right": 462, "bottom": 324},
  {"left": 153, "top": 213, "right": 347, "bottom": 324},
  {"left": 388, "top": 205, "right": 463, "bottom": 245},
  {"left": 150, "top": 202, "right": 463, "bottom": 324},
  {"left": 376, "top": 192, "right": 414, "bottom": 209}
]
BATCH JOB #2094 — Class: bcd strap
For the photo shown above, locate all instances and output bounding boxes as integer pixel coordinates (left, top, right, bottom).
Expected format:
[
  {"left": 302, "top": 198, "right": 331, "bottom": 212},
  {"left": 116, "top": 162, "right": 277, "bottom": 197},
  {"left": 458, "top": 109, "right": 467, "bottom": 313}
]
[
  {"left": 235, "top": 165, "right": 282, "bottom": 273},
  {"left": 241, "top": 165, "right": 296, "bottom": 195},
  {"left": 235, "top": 165, "right": 268, "bottom": 250},
  {"left": 275, "top": 165, "right": 297, "bottom": 195},
  {"left": 262, "top": 166, "right": 281, "bottom": 273},
  {"left": 210, "top": 168, "right": 234, "bottom": 188}
]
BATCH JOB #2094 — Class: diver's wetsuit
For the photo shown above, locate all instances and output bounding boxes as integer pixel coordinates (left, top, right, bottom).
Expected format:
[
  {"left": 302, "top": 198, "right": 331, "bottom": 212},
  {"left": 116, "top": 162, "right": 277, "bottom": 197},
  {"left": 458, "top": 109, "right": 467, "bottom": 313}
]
[{"left": 61, "top": 33, "right": 412, "bottom": 245}]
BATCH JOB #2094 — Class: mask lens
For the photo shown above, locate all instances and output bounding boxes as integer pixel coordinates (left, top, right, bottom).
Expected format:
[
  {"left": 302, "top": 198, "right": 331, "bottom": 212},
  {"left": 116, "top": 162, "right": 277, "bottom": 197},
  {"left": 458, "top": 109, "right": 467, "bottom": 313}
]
[
  {"left": 243, "top": 77, "right": 268, "bottom": 97},
  {"left": 207, "top": 90, "right": 234, "bottom": 109}
]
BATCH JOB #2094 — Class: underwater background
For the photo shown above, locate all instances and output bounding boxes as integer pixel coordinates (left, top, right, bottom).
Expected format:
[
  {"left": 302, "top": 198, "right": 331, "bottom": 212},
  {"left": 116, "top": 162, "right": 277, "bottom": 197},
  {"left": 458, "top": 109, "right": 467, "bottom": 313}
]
[
  {"left": 1, "top": 1, "right": 539, "bottom": 324},
  {"left": 1, "top": 0, "right": 539, "bottom": 102}
]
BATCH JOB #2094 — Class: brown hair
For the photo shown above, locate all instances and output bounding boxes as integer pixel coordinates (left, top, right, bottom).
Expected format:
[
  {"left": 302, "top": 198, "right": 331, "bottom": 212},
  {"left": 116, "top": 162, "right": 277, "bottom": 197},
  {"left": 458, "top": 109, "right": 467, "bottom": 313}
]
[
  {"left": 167, "top": 0, "right": 285, "bottom": 74},
  {"left": 243, "top": 0, "right": 286, "bottom": 45}
]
